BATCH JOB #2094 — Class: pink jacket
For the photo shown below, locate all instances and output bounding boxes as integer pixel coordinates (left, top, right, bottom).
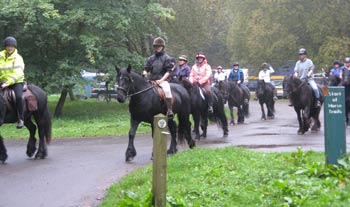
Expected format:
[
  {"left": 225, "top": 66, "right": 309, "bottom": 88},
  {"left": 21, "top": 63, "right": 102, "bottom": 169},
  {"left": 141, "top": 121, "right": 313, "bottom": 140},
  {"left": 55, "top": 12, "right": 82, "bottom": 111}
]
[{"left": 189, "top": 60, "right": 212, "bottom": 85}]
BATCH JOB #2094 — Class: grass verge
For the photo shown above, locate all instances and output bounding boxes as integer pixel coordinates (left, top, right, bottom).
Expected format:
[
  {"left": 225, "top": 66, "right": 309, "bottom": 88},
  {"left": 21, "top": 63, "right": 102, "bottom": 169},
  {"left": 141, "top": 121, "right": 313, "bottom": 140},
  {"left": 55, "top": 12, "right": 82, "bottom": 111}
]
[{"left": 101, "top": 147, "right": 350, "bottom": 207}]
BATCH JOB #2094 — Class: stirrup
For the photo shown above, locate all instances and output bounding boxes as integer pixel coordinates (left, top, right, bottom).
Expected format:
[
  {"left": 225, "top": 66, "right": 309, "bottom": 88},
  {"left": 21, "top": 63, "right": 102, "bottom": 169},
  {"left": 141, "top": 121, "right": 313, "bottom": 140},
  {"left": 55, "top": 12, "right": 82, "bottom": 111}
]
[
  {"left": 16, "top": 119, "right": 24, "bottom": 129},
  {"left": 208, "top": 106, "right": 213, "bottom": 114},
  {"left": 167, "top": 110, "right": 174, "bottom": 119},
  {"left": 273, "top": 96, "right": 278, "bottom": 101}
]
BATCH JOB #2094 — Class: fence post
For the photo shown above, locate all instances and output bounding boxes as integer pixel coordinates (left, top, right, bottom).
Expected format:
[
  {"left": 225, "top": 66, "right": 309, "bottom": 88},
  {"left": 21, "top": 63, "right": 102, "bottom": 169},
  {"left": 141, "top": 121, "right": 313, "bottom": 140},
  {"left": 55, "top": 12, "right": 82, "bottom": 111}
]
[
  {"left": 324, "top": 86, "right": 346, "bottom": 165},
  {"left": 152, "top": 114, "right": 168, "bottom": 207}
]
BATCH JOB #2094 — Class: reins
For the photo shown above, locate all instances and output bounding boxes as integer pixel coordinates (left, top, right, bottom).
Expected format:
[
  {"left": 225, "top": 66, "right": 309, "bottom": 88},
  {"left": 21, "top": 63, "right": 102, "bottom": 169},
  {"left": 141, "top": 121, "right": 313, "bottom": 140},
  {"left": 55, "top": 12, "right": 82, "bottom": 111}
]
[{"left": 117, "top": 77, "right": 155, "bottom": 98}]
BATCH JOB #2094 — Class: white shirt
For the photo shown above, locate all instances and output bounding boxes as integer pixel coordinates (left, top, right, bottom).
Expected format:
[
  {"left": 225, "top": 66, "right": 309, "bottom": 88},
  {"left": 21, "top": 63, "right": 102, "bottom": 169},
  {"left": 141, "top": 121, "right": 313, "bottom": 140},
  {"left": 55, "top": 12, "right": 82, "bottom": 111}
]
[
  {"left": 258, "top": 67, "right": 274, "bottom": 83},
  {"left": 214, "top": 71, "right": 227, "bottom": 81}
]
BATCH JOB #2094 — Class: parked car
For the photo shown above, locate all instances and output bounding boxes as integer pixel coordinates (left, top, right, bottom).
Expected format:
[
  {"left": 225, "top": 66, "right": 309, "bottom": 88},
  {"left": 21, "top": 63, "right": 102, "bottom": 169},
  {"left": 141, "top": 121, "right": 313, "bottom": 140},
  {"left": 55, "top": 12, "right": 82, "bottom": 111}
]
[
  {"left": 271, "top": 80, "right": 287, "bottom": 99},
  {"left": 91, "top": 87, "right": 118, "bottom": 101}
]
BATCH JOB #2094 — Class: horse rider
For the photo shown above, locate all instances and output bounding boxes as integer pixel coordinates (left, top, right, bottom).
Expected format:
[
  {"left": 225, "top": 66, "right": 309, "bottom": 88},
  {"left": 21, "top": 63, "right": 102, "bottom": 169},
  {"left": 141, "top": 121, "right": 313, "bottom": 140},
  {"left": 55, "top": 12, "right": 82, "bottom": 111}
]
[
  {"left": 341, "top": 57, "right": 350, "bottom": 83},
  {"left": 228, "top": 62, "right": 250, "bottom": 101},
  {"left": 329, "top": 60, "right": 342, "bottom": 83},
  {"left": 214, "top": 65, "right": 227, "bottom": 84},
  {"left": 143, "top": 37, "right": 176, "bottom": 119},
  {"left": 294, "top": 48, "right": 321, "bottom": 107},
  {"left": 175, "top": 55, "right": 191, "bottom": 81},
  {"left": 258, "top": 62, "right": 278, "bottom": 100},
  {"left": 340, "top": 57, "right": 350, "bottom": 80},
  {"left": 0, "top": 36, "right": 25, "bottom": 129},
  {"left": 189, "top": 52, "right": 213, "bottom": 113}
]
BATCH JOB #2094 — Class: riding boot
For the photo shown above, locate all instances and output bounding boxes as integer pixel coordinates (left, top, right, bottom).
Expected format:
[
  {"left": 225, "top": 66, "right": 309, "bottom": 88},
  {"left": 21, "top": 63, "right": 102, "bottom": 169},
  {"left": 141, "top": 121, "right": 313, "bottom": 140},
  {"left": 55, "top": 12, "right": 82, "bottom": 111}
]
[
  {"left": 16, "top": 102, "right": 24, "bottom": 129},
  {"left": 16, "top": 111, "right": 24, "bottom": 129},
  {"left": 165, "top": 98, "right": 174, "bottom": 119}
]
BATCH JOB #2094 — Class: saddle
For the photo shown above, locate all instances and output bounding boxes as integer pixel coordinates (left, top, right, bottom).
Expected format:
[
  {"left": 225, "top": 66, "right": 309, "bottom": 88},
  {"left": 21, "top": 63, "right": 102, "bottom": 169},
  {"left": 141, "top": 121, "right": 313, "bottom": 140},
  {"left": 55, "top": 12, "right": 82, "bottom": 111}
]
[
  {"left": 151, "top": 81, "right": 166, "bottom": 101},
  {"left": 3, "top": 86, "right": 38, "bottom": 113}
]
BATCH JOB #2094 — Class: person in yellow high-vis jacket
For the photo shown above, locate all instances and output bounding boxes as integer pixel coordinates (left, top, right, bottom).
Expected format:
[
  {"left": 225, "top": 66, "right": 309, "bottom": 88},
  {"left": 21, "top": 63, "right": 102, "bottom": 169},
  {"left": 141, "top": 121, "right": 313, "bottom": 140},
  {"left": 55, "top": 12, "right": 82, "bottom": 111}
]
[{"left": 0, "top": 36, "right": 25, "bottom": 128}]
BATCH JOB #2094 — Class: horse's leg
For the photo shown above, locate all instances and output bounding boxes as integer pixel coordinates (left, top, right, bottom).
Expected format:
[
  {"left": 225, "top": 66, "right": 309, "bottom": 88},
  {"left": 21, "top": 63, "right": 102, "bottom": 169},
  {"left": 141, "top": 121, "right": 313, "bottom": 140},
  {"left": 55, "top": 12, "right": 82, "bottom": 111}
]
[
  {"left": 294, "top": 108, "right": 304, "bottom": 135},
  {"left": 267, "top": 100, "right": 274, "bottom": 119},
  {"left": 303, "top": 107, "right": 311, "bottom": 133},
  {"left": 24, "top": 118, "right": 37, "bottom": 158},
  {"left": 0, "top": 135, "right": 8, "bottom": 163},
  {"left": 229, "top": 104, "right": 235, "bottom": 125},
  {"left": 260, "top": 101, "right": 266, "bottom": 120},
  {"left": 125, "top": 119, "right": 140, "bottom": 162},
  {"left": 193, "top": 113, "right": 201, "bottom": 140},
  {"left": 167, "top": 119, "right": 178, "bottom": 155},
  {"left": 200, "top": 113, "right": 208, "bottom": 138},
  {"left": 31, "top": 115, "right": 48, "bottom": 159},
  {"left": 237, "top": 105, "right": 244, "bottom": 124}
]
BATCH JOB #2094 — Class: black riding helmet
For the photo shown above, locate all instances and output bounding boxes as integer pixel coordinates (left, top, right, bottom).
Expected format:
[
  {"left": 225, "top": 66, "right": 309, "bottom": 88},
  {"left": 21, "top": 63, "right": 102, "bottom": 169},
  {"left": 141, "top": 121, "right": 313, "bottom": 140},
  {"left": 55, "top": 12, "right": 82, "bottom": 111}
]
[
  {"left": 4, "top": 36, "right": 17, "bottom": 47},
  {"left": 232, "top": 62, "right": 239, "bottom": 67}
]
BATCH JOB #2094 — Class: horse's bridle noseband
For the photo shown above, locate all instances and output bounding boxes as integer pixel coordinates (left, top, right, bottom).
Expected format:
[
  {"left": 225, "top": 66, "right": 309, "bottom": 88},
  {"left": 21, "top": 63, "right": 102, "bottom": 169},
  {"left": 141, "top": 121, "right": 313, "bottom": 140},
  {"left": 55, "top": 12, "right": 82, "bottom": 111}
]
[{"left": 117, "top": 74, "right": 154, "bottom": 98}]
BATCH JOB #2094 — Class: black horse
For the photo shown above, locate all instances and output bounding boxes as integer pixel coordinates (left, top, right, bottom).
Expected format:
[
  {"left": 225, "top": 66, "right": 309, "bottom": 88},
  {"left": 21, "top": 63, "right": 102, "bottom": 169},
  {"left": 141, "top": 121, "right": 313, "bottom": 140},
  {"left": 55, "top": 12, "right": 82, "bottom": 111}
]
[
  {"left": 181, "top": 80, "right": 228, "bottom": 140},
  {"left": 115, "top": 65, "right": 195, "bottom": 162},
  {"left": 341, "top": 70, "right": 350, "bottom": 125},
  {"left": 283, "top": 75, "right": 324, "bottom": 134},
  {"left": 256, "top": 80, "right": 275, "bottom": 120},
  {"left": 218, "top": 81, "right": 250, "bottom": 125},
  {"left": 0, "top": 84, "right": 52, "bottom": 163}
]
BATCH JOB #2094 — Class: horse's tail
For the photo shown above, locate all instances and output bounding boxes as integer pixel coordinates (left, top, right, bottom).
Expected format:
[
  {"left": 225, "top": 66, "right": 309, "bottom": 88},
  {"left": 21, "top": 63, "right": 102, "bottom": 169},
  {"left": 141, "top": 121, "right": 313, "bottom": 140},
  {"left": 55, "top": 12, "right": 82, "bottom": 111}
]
[
  {"left": 28, "top": 84, "right": 52, "bottom": 144},
  {"left": 209, "top": 89, "right": 228, "bottom": 134},
  {"left": 42, "top": 104, "right": 52, "bottom": 144},
  {"left": 177, "top": 110, "right": 190, "bottom": 144}
]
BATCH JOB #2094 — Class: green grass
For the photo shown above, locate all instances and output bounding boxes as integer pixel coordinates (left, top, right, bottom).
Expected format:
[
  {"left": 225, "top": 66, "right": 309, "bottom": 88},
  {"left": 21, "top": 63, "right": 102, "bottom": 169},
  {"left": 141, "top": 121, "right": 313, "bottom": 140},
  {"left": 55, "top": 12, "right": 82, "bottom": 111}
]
[
  {"left": 0, "top": 95, "right": 151, "bottom": 139},
  {"left": 101, "top": 147, "right": 350, "bottom": 207}
]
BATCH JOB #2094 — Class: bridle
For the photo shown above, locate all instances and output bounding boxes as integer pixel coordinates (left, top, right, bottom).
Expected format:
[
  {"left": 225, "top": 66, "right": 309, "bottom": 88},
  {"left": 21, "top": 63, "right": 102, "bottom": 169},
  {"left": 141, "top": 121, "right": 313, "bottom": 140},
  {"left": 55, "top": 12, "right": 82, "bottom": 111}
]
[{"left": 117, "top": 74, "right": 154, "bottom": 98}]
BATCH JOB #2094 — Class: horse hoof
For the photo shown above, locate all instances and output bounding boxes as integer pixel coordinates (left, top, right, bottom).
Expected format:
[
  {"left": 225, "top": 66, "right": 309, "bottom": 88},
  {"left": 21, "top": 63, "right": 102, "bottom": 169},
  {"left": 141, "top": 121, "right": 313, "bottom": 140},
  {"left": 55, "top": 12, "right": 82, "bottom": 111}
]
[
  {"left": 230, "top": 122, "right": 235, "bottom": 126},
  {"left": 26, "top": 148, "right": 36, "bottom": 158},
  {"left": 223, "top": 133, "right": 228, "bottom": 137},
  {"left": 34, "top": 151, "right": 47, "bottom": 160},
  {"left": 297, "top": 131, "right": 304, "bottom": 135},
  {"left": 125, "top": 156, "right": 134, "bottom": 162},
  {"left": 0, "top": 154, "right": 8, "bottom": 163},
  {"left": 167, "top": 148, "right": 178, "bottom": 155}
]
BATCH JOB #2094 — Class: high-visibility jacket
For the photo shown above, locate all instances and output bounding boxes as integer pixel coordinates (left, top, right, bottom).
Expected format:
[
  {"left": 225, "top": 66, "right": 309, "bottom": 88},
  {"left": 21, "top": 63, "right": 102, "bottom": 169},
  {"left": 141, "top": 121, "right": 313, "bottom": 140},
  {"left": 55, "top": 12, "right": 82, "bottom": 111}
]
[
  {"left": 0, "top": 49, "right": 25, "bottom": 85},
  {"left": 189, "top": 60, "right": 212, "bottom": 85}
]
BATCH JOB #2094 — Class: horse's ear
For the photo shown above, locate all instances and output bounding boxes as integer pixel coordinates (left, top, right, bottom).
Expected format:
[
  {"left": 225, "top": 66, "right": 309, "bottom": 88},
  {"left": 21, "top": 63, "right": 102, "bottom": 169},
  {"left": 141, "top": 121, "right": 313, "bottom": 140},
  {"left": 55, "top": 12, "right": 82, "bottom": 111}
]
[
  {"left": 115, "top": 66, "right": 120, "bottom": 73},
  {"left": 127, "top": 64, "right": 132, "bottom": 73}
]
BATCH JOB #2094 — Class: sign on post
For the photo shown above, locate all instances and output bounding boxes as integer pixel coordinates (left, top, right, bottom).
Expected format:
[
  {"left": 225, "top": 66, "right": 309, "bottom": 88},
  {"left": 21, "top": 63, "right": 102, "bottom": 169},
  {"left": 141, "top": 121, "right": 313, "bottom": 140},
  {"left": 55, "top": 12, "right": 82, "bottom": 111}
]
[
  {"left": 324, "top": 86, "right": 346, "bottom": 165},
  {"left": 152, "top": 114, "right": 168, "bottom": 207}
]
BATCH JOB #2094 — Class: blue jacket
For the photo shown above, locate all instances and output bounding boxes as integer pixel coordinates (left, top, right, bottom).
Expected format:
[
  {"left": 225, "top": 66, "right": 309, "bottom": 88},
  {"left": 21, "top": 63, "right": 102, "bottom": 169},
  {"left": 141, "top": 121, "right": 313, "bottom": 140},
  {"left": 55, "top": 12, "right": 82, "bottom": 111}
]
[{"left": 228, "top": 68, "right": 244, "bottom": 82}]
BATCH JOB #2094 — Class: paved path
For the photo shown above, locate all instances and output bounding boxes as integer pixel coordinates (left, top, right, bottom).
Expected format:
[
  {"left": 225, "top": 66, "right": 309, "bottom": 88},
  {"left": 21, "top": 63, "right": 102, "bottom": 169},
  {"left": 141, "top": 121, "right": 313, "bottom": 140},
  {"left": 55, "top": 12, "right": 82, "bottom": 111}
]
[{"left": 0, "top": 101, "right": 349, "bottom": 207}]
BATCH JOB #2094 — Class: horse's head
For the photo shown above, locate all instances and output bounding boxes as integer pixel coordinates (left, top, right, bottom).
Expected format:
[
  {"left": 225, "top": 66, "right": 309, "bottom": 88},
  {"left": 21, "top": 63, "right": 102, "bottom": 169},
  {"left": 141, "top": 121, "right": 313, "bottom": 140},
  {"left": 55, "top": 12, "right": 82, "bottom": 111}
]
[
  {"left": 256, "top": 80, "right": 266, "bottom": 96},
  {"left": 283, "top": 75, "right": 303, "bottom": 95},
  {"left": 115, "top": 65, "right": 134, "bottom": 103},
  {"left": 329, "top": 75, "right": 341, "bottom": 86}
]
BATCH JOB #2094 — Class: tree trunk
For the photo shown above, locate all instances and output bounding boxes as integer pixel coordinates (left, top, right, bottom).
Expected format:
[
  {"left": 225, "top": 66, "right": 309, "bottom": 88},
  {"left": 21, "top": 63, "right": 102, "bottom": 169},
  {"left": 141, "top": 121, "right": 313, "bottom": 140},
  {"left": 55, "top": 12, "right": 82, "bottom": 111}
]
[{"left": 54, "top": 88, "right": 68, "bottom": 118}]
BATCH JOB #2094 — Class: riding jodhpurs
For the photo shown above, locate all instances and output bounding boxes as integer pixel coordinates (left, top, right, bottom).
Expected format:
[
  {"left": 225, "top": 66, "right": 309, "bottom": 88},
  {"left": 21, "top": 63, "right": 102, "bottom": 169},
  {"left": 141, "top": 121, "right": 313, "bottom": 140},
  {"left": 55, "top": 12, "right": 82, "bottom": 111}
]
[
  {"left": 202, "top": 82, "right": 213, "bottom": 107},
  {"left": 9, "top": 82, "right": 24, "bottom": 120},
  {"left": 307, "top": 79, "right": 320, "bottom": 99},
  {"left": 159, "top": 81, "right": 172, "bottom": 98}
]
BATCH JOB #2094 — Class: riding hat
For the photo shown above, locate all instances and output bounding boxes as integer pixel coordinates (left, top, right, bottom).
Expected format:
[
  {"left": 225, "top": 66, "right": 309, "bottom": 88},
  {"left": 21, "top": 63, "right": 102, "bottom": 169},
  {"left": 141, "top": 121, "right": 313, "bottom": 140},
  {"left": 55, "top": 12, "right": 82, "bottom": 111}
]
[
  {"left": 261, "top": 63, "right": 269, "bottom": 68},
  {"left": 232, "top": 62, "right": 239, "bottom": 66},
  {"left": 195, "top": 52, "right": 206, "bottom": 59},
  {"left": 333, "top": 60, "right": 341, "bottom": 65},
  {"left": 298, "top": 48, "right": 307, "bottom": 55},
  {"left": 178, "top": 55, "right": 188, "bottom": 62},
  {"left": 217, "top": 66, "right": 223, "bottom": 70},
  {"left": 153, "top": 37, "right": 165, "bottom": 47},
  {"left": 345, "top": 57, "right": 350, "bottom": 63},
  {"left": 4, "top": 36, "right": 17, "bottom": 47}
]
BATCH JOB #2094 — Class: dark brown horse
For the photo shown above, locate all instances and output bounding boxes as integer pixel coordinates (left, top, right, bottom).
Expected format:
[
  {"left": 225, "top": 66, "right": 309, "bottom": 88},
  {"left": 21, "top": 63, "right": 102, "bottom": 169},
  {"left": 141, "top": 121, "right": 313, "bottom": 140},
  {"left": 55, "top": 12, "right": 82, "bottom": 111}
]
[
  {"left": 217, "top": 81, "right": 250, "bottom": 125},
  {"left": 256, "top": 80, "right": 275, "bottom": 120},
  {"left": 0, "top": 84, "right": 52, "bottom": 163},
  {"left": 283, "top": 75, "right": 324, "bottom": 134},
  {"left": 115, "top": 65, "right": 195, "bottom": 162}
]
